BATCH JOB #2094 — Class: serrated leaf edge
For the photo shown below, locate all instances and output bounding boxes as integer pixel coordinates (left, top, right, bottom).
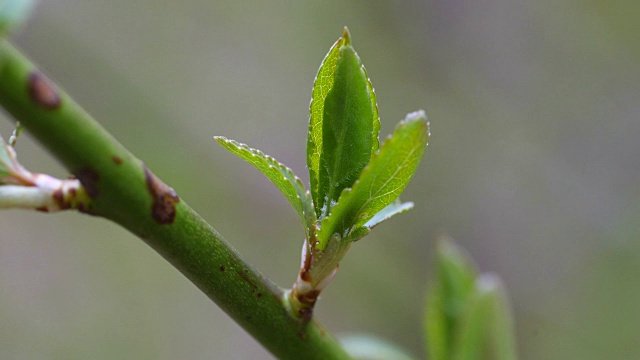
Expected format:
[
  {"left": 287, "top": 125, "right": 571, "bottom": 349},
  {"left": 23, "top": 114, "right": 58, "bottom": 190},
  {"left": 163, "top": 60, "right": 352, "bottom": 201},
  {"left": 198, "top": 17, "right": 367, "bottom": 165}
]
[
  {"left": 307, "top": 36, "right": 345, "bottom": 217},
  {"left": 215, "top": 136, "right": 317, "bottom": 240},
  {"left": 362, "top": 64, "right": 380, "bottom": 153}
]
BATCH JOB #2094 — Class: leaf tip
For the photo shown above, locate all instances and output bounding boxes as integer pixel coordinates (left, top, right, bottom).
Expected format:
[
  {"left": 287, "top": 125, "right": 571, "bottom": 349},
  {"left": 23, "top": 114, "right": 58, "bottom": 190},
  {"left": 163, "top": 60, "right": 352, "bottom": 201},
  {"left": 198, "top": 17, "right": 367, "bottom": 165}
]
[
  {"left": 402, "top": 109, "right": 430, "bottom": 145},
  {"left": 342, "top": 26, "right": 352, "bottom": 46},
  {"left": 435, "top": 234, "right": 478, "bottom": 274},
  {"left": 476, "top": 273, "right": 505, "bottom": 294},
  {"left": 213, "top": 135, "right": 229, "bottom": 144},
  {"left": 404, "top": 109, "right": 427, "bottom": 123}
]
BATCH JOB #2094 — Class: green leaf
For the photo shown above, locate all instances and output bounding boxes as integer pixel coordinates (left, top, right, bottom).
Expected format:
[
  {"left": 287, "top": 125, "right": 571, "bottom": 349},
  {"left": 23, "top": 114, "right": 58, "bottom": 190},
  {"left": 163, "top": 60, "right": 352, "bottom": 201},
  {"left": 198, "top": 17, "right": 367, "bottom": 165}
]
[
  {"left": 363, "top": 65, "right": 380, "bottom": 155},
  {"left": 363, "top": 199, "right": 414, "bottom": 229},
  {"left": 451, "top": 289, "right": 491, "bottom": 360},
  {"left": 425, "top": 239, "right": 518, "bottom": 360},
  {"left": 307, "top": 27, "right": 379, "bottom": 219},
  {"left": 475, "top": 275, "right": 518, "bottom": 360},
  {"left": 307, "top": 34, "right": 343, "bottom": 215},
  {"left": 303, "top": 225, "right": 370, "bottom": 292},
  {"left": 452, "top": 275, "right": 518, "bottom": 360},
  {"left": 316, "top": 110, "right": 429, "bottom": 249},
  {"left": 215, "top": 136, "right": 316, "bottom": 239},
  {"left": 425, "top": 238, "right": 478, "bottom": 360},
  {"left": 0, "top": 0, "right": 37, "bottom": 36},
  {"left": 344, "top": 225, "right": 370, "bottom": 243}
]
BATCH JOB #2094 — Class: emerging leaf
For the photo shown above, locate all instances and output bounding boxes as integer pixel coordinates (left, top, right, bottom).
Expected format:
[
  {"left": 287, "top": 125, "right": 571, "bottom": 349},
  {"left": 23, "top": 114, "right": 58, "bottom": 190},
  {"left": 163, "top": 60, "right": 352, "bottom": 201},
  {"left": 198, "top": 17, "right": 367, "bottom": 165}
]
[
  {"left": 215, "top": 136, "right": 316, "bottom": 240},
  {"left": 307, "top": 27, "right": 380, "bottom": 219},
  {"left": 451, "top": 289, "right": 492, "bottom": 360},
  {"left": 307, "top": 34, "right": 343, "bottom": 215},
  {"left": 363, "top": 199, "right": 414, "bottom": 230},
  {"left": 452, "top": 275, "right": 518, "bottom": 360},
  {"left": 317, "top": 110, "right": 429, "bottom": 249},
  {"left": 425, "top": 239, "right": 519, "bottom": 360},
  {"left": 425, "top": 238, "right": 478, "bottom": 360},
  {"left": 473, "top": 275, "right": 518, "bottom": 360}
]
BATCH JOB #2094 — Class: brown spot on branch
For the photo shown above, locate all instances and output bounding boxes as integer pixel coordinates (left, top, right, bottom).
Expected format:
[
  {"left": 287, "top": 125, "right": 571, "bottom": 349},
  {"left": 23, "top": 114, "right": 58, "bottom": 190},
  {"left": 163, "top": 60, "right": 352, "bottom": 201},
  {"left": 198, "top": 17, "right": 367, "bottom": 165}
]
[
  {"left": 144, "top": 166, "right": 179, "bottom": 224},
  {"left": 28, "top": 72, "right": 61, "bottom": 110}
]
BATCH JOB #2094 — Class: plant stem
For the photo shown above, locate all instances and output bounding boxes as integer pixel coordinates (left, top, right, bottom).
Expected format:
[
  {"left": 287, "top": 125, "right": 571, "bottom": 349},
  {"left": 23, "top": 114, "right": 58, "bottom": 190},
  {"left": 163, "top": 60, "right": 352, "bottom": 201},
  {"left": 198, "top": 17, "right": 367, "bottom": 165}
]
[{"left": 0, "top": 40, "right": 351, "bottom": 360}]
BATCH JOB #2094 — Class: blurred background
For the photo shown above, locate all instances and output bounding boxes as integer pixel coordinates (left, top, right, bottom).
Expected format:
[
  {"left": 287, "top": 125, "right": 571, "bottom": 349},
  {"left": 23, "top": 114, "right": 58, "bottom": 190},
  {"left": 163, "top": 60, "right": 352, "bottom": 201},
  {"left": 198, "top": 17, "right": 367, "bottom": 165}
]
[{"left": 1, "top": 1, "right": 639, "bottom": 359}]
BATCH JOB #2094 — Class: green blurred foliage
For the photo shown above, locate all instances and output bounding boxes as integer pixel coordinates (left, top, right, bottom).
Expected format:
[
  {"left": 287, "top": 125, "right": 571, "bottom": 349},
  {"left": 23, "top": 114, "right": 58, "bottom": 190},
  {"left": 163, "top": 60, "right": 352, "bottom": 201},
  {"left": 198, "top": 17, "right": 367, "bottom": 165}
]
[
  {"left": 0, "top": 1, "right": 639, "bottom": 359},
  {"left": 425, "top": 239, "right": 517, "bottom": 360}
]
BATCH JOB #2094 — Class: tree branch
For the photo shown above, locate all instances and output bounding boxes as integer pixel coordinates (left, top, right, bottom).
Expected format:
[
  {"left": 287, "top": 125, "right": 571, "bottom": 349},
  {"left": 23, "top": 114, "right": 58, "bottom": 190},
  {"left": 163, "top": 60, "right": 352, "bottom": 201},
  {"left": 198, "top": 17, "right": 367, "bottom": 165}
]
[{"left": 0, "top": 39, "right": 350, "bottom": 360}]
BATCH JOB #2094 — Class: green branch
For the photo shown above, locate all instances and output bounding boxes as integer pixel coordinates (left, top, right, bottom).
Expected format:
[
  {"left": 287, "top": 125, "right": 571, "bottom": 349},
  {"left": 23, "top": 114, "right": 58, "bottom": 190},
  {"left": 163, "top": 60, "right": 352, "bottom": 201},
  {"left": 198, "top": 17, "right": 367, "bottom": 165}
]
[{"left": 0, "top": 40, "right": 350, "bottom": 360}]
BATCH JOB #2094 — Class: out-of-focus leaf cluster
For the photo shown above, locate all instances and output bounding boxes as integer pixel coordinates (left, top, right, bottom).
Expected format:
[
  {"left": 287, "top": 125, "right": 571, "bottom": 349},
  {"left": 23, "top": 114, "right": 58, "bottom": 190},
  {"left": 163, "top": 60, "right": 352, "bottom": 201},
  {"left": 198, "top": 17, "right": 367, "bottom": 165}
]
[{"left": 425, "top": 238, "right": 518, "bottom": 360}]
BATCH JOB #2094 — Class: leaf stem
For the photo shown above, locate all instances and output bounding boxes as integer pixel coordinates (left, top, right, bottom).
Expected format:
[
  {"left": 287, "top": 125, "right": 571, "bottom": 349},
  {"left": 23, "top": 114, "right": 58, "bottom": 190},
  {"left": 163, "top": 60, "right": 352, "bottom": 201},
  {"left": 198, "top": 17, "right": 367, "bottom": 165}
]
[{"left": 0, "top": 39, "right": 351, "bottom": 359}]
